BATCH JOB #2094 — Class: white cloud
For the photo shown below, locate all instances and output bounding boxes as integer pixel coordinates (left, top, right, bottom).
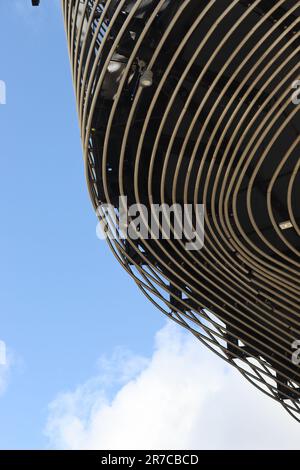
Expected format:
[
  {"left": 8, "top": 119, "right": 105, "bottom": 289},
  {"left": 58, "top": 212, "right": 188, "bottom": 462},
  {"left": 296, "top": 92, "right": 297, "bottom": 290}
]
[{"left": 46, "top": 323, "right": 300, "bottom": 450}]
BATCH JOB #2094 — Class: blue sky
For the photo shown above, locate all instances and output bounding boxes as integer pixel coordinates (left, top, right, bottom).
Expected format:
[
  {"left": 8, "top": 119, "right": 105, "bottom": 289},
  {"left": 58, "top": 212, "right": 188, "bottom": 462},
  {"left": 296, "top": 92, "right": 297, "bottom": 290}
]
[
  {"left": 0, "top": 0, "right": 164, "bottom": 449},
  {"left": 0, "top": 1, "right": 300, "bottom": 450}
]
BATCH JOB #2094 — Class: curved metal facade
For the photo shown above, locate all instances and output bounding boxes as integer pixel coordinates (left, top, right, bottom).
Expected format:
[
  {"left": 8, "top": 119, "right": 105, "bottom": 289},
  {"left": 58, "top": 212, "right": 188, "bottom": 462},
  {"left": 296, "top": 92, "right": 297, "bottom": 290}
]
[{"left": 62, "top": 0, "right": 300, "bottom": 420}]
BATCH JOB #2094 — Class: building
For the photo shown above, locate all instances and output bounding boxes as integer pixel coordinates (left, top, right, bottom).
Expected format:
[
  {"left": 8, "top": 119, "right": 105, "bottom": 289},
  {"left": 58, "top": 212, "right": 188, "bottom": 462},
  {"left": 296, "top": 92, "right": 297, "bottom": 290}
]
[{"left": 61, "top": 0, "right": 300, "bottom": 420}]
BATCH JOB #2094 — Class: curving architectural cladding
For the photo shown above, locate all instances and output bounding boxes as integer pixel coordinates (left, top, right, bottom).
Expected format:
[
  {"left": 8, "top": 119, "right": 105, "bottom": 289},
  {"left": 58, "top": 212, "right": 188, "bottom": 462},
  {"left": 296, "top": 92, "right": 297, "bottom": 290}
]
[{"left": 62, "top": 0, "right": 300, "bottom": 420}]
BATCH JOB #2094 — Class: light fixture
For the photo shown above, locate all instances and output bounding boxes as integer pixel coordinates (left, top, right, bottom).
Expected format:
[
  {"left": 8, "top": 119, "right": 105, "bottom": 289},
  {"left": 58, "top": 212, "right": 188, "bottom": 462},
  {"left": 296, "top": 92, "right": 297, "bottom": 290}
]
[
  {"left": 279, "top": 220, "right": 293, "bottom": 230},
  {"left": 140, "top": 70, "right": 153, "bottom": 88},
  {"left": 107, "top": 61, "right": 122, "bottom": 73}
]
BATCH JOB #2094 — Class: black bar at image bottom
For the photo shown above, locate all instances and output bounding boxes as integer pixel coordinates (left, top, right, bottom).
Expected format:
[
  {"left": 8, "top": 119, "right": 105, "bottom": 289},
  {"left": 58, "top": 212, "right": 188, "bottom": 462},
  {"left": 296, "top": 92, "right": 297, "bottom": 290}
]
[{"left": 0, "top": 450, "right": 298, "bottom": 466}]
